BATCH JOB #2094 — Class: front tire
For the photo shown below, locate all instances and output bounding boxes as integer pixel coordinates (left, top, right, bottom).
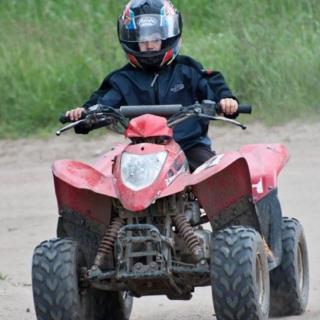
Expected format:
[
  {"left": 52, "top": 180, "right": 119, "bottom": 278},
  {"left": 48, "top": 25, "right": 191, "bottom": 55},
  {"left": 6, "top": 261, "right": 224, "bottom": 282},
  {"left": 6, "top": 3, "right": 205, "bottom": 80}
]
[
  {"left": 32, "top": 238, "right": 133, "bottom": 320},
  {"left": 269, "top": 217, "right": 309, "bottom": 316},
  {"left": 211, "top": 226, "right": 270, "bottom": 320}
]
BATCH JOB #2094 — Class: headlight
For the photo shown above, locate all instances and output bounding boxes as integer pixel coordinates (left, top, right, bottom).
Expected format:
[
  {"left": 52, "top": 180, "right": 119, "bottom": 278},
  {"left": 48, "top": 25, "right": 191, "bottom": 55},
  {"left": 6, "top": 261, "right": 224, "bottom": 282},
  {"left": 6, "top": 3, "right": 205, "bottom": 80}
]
[{"left": 120, "top": 151, "right": 168, "bottom": 191}]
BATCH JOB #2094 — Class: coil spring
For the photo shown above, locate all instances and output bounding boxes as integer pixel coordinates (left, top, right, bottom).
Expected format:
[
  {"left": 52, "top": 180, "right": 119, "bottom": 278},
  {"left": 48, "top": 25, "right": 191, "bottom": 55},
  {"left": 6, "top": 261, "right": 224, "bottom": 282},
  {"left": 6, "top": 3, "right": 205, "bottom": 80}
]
[
  {"left": 94, "top": 217, "right": 125, "bottom": 267},
  {"left": 173, "top": 213, "right": 204, "bottom": 261}
]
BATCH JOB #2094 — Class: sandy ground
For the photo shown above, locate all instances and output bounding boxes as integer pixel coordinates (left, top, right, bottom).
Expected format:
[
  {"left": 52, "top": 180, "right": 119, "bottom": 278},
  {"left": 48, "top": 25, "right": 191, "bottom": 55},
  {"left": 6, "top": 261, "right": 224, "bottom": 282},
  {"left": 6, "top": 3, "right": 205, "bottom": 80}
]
[{"left": 0, "top": 120, "right": 319, "bottom": 320}]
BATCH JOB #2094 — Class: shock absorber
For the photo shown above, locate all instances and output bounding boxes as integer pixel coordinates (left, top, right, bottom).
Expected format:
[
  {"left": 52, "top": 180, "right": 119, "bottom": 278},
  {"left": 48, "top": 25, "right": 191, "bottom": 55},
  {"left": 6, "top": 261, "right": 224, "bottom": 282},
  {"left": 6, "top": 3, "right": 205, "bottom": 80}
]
[
  {"left": 173, "top": 213, "right": 205, "bottom": 262},
  {"left": 94, "top": 217, "right": 125, "bottom": 267}
]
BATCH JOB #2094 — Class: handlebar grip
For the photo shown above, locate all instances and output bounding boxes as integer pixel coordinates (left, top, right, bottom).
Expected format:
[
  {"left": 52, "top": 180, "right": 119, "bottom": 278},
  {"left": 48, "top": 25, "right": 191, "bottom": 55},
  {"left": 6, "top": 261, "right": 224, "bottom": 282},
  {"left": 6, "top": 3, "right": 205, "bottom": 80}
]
[
  {"left": 120, "top": 105, "right": 182, "bottom": 118},
  {"left": 59, "top": 114, "right": 71, "bottom": 124},
  {"left": 237, "top": 105, "right": 252, "bottom": 114},
  {"left": 215, "top": 104, "right": 252, "bottom": 114},
  {"left": 59, "top": 111, "right": 87, "bottom": 124}
]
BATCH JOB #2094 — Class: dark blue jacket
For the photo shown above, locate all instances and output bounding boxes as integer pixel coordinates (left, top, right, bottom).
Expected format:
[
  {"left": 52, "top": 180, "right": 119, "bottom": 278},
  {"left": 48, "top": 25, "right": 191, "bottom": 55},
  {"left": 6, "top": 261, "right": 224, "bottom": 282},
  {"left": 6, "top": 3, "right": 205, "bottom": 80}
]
[{"left": 81, "top": 55, "right": 238, "bottom": 151}]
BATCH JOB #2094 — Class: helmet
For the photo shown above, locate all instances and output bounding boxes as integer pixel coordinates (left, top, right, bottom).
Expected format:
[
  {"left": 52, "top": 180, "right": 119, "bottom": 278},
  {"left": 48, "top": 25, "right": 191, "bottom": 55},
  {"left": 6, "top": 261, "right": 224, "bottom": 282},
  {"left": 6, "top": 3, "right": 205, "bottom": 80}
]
[{"left": 118, "top": 0, "right": 183, "bottom": 71}]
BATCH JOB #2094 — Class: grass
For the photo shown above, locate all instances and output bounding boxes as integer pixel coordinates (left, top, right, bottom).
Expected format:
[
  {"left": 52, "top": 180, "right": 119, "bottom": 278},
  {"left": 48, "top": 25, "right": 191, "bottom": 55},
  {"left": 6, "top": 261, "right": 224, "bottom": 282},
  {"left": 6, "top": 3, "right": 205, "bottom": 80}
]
[
  {"left": 0, "top": 0, "right": 319, "bottom": 138},
  {"left": 0, "top": 272, "right": 7, "bottom": 280}
]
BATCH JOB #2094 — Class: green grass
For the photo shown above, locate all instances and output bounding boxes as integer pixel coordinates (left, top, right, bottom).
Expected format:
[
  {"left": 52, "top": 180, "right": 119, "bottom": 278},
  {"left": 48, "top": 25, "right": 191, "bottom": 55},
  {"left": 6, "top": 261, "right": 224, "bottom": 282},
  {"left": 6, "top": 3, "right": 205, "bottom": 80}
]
[
  {"left": 0, "top": 272, "right": 7, "bottom": 280},
  {"left": 0, "top": 0, "right": 319, "bottom": 138}
]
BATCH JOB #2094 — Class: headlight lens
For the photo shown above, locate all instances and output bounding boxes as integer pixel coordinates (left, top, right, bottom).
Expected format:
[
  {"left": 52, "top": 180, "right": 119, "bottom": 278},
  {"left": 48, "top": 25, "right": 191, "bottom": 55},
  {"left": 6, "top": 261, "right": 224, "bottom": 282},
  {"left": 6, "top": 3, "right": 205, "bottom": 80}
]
[{"left": 120, "top": 151, "right": 168, "bottom": 191}]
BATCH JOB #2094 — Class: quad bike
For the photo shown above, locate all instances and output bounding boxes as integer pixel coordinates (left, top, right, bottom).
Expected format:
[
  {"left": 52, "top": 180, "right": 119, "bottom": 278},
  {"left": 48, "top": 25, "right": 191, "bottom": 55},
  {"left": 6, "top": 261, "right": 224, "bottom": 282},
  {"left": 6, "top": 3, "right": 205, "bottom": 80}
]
[{"left": 32, "top": 100, "right": 309, "bottom": 320}]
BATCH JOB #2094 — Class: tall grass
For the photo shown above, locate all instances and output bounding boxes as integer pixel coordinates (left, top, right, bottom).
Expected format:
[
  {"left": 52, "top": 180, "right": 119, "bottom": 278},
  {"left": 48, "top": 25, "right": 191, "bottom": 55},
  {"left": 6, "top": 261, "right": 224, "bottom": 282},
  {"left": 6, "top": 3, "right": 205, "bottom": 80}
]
[{"left": 0, "top": 0, "right": 319, "bottom": 138}]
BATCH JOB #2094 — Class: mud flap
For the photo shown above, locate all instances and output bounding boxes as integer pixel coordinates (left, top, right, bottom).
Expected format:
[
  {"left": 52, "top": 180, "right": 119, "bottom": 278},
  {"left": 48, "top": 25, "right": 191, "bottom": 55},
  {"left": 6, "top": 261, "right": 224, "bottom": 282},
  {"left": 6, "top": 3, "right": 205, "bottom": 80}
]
[{"left": 255, "top": 188, "right": 283, "bottom": 269}]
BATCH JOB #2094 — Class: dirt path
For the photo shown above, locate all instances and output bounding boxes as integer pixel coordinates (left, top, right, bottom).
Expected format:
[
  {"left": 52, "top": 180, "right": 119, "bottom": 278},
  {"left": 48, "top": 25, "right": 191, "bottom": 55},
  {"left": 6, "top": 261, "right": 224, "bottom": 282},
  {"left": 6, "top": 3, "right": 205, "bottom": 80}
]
[{"left": 0, "top": 120, "right": 319, "bottom": 319}]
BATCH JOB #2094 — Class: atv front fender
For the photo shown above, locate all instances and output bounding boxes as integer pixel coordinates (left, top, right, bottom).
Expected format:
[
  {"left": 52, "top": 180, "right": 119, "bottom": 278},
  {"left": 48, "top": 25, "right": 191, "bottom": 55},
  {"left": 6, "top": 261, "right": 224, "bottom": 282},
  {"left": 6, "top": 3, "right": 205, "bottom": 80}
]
[
  {"left": 52, "top": 160, "right": 116, "bottom": 225},
  {"left": 240, "top": 144, "right": 290, "bottom": 202},
  {"left": 187, "top": 152, "right": 252, "bottom": 221}
]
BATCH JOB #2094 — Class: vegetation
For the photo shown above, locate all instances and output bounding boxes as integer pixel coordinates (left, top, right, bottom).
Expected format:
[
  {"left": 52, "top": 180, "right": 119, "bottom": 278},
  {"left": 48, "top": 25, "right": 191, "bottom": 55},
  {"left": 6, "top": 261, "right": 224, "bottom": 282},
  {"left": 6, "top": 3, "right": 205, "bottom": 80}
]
[
  {"left": 0, "top": 0, "right": 319, "bottom": 138},
  {"left": 0, "top": 272, "right": 7, "bottom": 280}
]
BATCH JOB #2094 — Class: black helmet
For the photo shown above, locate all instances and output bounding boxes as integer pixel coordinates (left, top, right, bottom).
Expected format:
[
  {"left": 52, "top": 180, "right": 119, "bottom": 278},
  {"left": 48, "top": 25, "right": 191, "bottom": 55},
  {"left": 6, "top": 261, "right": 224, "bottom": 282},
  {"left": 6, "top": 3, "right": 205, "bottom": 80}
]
[{"left": 118, "top": 0, "right": 183, "bottom": 71}]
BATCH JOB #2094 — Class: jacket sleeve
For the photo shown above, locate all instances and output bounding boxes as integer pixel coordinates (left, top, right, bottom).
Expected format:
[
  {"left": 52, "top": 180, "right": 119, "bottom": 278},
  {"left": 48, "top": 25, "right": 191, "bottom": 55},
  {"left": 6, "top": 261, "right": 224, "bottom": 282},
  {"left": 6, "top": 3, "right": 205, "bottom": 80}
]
[
  {"left": 176, "top": 56, "right": 239, "bottom": 119},
  {"left": 82, "top": 63, "right": 134, "bottom": 109},
  {"left": 75, "top": 65, "right": 133, "bottom": 134},
  {"left": 204, "top": 70, "right": 238, "bottom": 101},
  {"left": 203, "top": 70, "right": 239, "bottom": 119}
]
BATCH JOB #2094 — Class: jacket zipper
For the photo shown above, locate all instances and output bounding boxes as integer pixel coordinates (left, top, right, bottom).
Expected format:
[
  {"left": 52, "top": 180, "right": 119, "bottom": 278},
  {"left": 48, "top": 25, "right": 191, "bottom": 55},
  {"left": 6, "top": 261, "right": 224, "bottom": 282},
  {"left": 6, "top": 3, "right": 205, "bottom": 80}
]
[{"left": 151, "top": 73, "right": 160, "bottom": 104}]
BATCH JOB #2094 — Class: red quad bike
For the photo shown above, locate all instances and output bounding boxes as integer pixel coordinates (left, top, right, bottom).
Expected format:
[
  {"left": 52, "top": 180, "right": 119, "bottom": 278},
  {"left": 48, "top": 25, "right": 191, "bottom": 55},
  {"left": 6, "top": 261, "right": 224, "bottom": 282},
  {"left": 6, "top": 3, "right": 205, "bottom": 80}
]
[{"left": 32, "top": 100, "right": 309, "bottom": 320}]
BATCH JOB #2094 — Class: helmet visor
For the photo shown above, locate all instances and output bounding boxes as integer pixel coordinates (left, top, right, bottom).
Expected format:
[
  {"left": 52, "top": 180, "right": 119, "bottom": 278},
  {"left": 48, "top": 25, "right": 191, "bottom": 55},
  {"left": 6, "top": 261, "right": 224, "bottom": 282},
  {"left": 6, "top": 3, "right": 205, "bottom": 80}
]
[{"left": 119, "top": 14, "right": 180, "bottom": 42}]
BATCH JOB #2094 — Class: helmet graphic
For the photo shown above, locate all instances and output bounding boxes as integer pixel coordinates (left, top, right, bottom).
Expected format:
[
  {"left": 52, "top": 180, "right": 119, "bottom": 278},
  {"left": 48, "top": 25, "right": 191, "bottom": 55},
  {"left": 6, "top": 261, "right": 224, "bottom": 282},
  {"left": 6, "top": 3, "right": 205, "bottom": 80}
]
[{"left": 118, "top": 0, "right": 183, "bottom": 71}]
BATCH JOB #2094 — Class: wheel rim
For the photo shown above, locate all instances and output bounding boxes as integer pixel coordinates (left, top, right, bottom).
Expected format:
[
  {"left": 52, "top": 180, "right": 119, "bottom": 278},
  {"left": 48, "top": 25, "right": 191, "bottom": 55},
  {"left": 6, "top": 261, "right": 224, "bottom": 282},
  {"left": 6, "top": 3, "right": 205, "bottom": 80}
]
[
  {"left": 297, "top": 242, "right": 305, "bottom": 291},
  {"left": 256, "top": 253, "right": 266, "bottom": 305}
]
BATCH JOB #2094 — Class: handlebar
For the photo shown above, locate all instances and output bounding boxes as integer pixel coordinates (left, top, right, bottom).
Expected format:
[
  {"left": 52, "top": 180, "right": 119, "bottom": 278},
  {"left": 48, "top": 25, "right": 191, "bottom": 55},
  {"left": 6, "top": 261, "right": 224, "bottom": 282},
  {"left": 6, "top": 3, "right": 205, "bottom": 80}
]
[
  {"left": 120, "top": 104, "right": 183, "bottom": 118},
  {"left": 59, "top": 114, "right": 73, "bottom": 124},
  {"left": 57, "top": 100, "right": 251, "bottom": 135},
  {"left": 119, "top": 101, "right": 251, "bottom": 118},
  {"left": 59, "top": 101, "right": 251, "bottom": 124}
]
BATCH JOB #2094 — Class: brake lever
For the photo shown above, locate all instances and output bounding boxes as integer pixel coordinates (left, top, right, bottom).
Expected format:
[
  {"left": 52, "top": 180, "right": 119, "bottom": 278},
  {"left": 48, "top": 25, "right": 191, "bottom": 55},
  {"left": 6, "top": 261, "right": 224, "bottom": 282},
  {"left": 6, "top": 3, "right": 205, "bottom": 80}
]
[
  {"left": 56, "top": 119, "right": 85, "bottom": 136},
  {"left": 198, "top": 113, "right": 247, "bottom": 130}
]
